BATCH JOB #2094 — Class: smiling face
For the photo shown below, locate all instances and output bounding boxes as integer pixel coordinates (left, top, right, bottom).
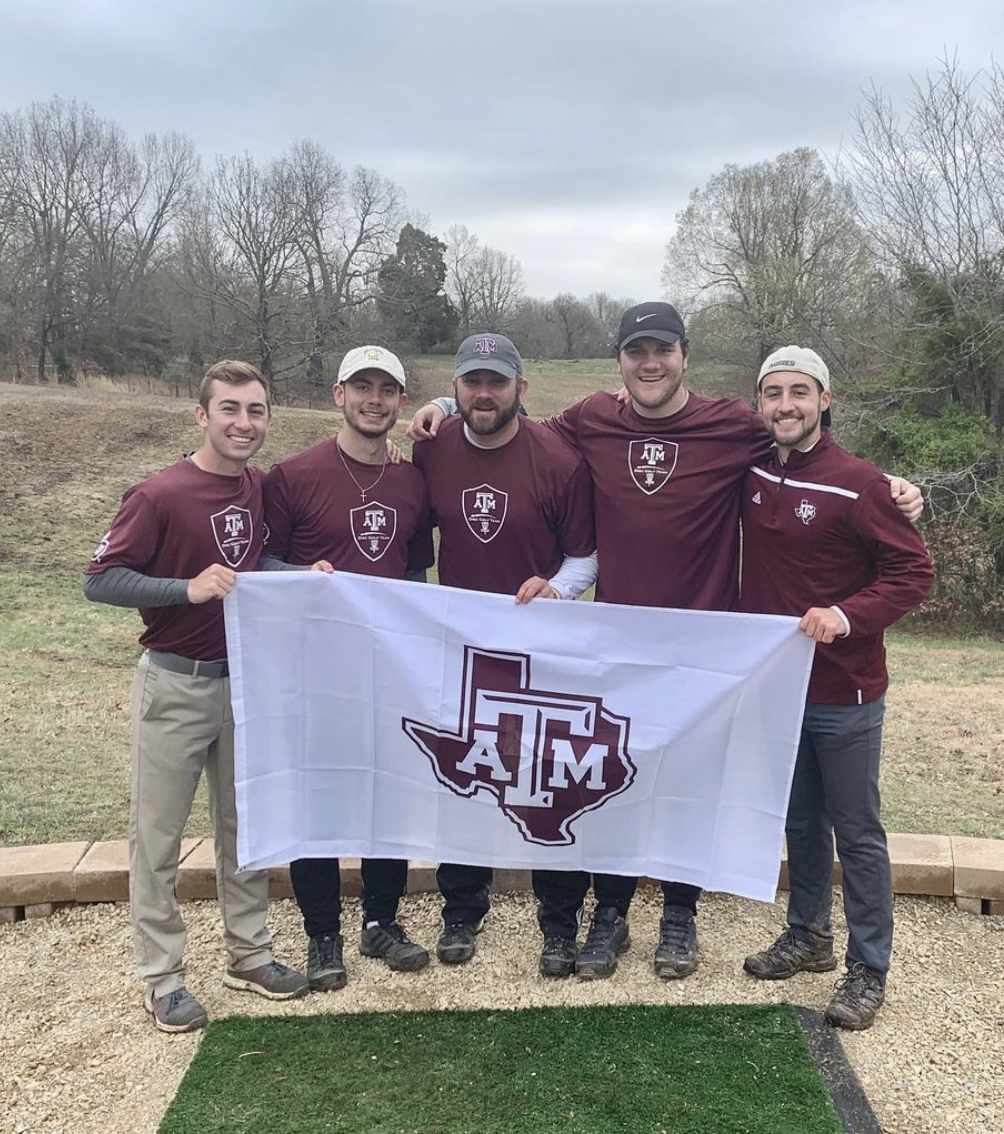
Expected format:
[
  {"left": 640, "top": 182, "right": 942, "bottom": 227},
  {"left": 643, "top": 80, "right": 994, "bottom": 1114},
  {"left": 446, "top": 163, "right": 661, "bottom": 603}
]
[
  {"left": 617, "top": 337, "right": 689, "bottom": 418},
  {"left": 454, "top": 369, "right": 527, "bottom": 438},
  {"left": 193, "top": 378, "right": 270, "bottom": 474},
  {"left": 758, "top": 371, "right": 831, "bottom": 455},
  {"left": 333, "top": 369, "right": 407, "bottom": 440}
]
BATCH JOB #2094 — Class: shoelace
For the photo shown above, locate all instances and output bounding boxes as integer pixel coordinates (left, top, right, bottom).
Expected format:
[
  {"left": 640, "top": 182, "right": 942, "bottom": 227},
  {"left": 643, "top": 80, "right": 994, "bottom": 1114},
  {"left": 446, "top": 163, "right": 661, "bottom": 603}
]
[
  {"left": 659, "top": 917, "right": 693, "bottom": 950},
  {"left": 582, "top": 918, "right": 619, "bottom": 952},
  {"left": 833, "top": 964, "right": 881, "bottom": 1004}
]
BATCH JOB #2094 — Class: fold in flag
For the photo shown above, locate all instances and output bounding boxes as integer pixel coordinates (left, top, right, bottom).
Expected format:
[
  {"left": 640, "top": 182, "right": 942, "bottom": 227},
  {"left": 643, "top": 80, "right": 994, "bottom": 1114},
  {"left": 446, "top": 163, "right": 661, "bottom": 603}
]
[{"left": 225, "top": 573, "right": 814, "bottom": 902}]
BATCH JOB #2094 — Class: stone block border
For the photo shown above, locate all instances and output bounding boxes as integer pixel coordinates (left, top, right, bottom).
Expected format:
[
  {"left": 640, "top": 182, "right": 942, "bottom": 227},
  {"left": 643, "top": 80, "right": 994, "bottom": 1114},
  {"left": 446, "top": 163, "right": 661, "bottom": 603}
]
[{"left": 0, "top": 833, "right": 1002, "bottom": 923}]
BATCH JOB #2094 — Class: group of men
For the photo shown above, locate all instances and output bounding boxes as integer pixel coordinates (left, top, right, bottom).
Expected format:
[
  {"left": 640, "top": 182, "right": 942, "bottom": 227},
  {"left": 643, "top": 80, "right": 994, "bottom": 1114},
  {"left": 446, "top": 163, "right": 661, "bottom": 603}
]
[{"left": 85, "top": 301, "right": 932, "bottom": 1037}]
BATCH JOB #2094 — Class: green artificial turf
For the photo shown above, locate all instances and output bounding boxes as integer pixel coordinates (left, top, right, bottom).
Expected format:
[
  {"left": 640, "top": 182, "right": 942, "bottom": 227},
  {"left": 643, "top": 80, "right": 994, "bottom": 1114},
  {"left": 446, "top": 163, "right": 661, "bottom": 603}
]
[{"left": 158, "top": 1004, "right": 844, "bottom": 1134}]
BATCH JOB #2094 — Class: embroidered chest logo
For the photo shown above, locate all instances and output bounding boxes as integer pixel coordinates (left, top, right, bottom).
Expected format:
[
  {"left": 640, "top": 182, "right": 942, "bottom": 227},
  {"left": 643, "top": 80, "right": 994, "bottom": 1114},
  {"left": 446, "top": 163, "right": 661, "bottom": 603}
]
[
  {"left": 211, "top": 506, "right": 253, "bottom": 566},
  {"left": 463, "top": 483, "right": 508, "bottom": 543},
  {"left": 350, "top": 502, "right": 398, "bottom": 562},
  {"left": 402, "top": 647, "right": 635, "bottom": 846},
  {"left": 795, "top": 499, "right": 817, "bottom": 525},
  {"left": 628, "top": 438, "right": 679, "bottom": 495}
]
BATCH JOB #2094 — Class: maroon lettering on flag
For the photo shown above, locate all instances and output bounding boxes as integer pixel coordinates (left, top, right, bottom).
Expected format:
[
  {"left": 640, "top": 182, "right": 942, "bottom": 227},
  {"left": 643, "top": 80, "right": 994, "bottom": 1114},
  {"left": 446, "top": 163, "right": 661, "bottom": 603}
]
[
  {"left": 628, "top": 438, "right": 679, "bottom": 495},
  {"left": 211, "top": 505, "right": 253, "bottom": 567},
  {"left": 402, "top": 646, "right": 635, "bottom": 846},
  {"left": 463, "top": 483, "right": 508, "bottom": 544},
  {"left": 350, "top": 501, "right": 398, "bottom": 562}
]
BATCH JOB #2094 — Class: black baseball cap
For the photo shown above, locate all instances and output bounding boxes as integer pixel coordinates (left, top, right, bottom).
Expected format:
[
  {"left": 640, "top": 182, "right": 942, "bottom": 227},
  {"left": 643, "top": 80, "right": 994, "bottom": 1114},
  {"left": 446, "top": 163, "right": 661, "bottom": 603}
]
[{"left": 615, "top": 301, "right": 686, "bottom": 351}]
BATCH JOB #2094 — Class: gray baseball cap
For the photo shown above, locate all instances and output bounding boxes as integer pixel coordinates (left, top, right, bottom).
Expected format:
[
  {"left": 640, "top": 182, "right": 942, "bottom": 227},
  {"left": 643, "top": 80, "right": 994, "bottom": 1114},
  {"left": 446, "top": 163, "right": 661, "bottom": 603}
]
[{"left": 454, "top": 333, "right": 523, "bottom": 381}]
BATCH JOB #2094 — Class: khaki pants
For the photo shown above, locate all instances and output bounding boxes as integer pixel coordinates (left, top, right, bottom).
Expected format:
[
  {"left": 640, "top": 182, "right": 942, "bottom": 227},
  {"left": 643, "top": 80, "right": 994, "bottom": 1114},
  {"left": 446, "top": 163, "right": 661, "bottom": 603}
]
[{"left": 129, "top": 653, "right": 273, "bottom": 997}]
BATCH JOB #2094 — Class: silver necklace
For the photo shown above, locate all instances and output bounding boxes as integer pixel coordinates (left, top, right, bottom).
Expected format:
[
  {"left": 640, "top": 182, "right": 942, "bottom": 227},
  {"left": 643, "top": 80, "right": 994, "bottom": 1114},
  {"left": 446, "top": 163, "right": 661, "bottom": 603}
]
[{"left": 336, "top": 437, "right": 389, "bottom": 502}]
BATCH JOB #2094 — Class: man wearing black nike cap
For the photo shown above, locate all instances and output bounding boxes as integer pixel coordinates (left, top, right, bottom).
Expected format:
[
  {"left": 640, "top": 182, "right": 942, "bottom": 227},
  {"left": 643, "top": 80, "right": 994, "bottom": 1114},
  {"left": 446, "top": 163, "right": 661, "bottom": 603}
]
[{"left": 408, "top": 301, "right": 923, "bottom": 982}]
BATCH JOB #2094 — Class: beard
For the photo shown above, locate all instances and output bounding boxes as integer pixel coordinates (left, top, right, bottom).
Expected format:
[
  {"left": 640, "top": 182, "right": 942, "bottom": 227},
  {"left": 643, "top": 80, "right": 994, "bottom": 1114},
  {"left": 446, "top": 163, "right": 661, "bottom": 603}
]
[{"left": 459, "top": 393, "right": 522, "bottom": 436}]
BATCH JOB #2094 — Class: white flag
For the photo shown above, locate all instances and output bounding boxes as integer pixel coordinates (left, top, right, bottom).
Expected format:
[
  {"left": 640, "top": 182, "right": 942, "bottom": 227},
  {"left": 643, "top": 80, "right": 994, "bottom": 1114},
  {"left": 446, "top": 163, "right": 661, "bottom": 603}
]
[{"left": 225, "top": 573, "right": 813, "bottom": 902}]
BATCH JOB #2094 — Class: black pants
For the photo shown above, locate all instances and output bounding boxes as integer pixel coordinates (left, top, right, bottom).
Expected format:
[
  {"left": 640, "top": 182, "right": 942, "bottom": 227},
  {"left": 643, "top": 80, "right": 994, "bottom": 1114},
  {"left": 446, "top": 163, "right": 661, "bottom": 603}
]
[
  {"left": 290, "top": 857, "right": 408, "bottom": 938},
  {"left": 436, "top": 863, "right": 492, "bottom": 925},
  {"left": 533, "top": 871, "right": 702, "bottom": 938}
]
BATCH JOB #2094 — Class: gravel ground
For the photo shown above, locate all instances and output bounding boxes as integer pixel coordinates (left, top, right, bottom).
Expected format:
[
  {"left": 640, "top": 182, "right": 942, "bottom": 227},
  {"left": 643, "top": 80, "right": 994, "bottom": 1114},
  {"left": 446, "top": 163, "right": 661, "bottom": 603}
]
[{"left": 2, "top": 887, "right": 1002, "bottom": 1134}]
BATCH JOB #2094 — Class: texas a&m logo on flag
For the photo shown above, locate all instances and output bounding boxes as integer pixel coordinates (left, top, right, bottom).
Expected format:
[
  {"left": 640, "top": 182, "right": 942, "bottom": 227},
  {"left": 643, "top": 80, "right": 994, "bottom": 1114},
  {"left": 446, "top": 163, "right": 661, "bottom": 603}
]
[
  {"left": 351, "top": 502, "right": 397, "bottom": 561},
  {"left": 211, "top": 505, "right": 253, "bottom": 566},
  {"left": 628, "top": 438, "right": 679, "bottom": 495},
  {"left": 463, "top": 483, "right": 508, "bottom": 543},
  {"left": 402, "top": 647, "right": 635, "bottom": 846}
]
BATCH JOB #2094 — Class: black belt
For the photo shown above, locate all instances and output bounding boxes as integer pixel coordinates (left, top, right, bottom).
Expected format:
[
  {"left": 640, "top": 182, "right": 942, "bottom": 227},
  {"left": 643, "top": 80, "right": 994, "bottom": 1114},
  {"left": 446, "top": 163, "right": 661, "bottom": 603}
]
[{"left": 146, "top": 650, "right": 229, "bottom": 678}]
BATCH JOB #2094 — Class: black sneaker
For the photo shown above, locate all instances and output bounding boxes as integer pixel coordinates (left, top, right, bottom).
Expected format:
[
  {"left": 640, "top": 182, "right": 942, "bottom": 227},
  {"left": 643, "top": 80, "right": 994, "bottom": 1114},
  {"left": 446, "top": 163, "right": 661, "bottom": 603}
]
[
  {"left": 539, "top": 935, "right": 577, "bottom": 978},
  {"left": 360, "top": 921, "right": 430, "bottom": 972},
  {"left": 824, "top": 964, "right": 886, "bottom": 1031},
  {"left": 743, "top": 927, "right": 836, "bottom": 981},
  {"left": 436, "top": 920, "right": 482, "bottom": 965},
  {"left": 654, "top": 906, "right": 699, "bottom": 979},
  {"left": 306, "top": 933, "right": 347, "bottom": 992},
  {"left": 575, "top": 907, "right": 629, "bottom": 980}
]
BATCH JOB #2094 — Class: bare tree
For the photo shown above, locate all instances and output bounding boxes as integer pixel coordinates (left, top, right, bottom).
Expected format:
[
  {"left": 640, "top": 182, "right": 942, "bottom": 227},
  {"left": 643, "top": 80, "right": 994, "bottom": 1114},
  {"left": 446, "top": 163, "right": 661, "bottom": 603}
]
[{"left": 443, "top": 224, "right": 525, "bottom": 335}]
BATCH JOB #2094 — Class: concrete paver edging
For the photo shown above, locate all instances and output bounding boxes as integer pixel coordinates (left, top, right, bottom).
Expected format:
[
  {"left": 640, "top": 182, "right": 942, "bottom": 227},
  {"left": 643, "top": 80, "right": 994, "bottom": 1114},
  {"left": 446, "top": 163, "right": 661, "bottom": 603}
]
[{"left": 2, "top": 832, "right": 1003, "bottom": 921}]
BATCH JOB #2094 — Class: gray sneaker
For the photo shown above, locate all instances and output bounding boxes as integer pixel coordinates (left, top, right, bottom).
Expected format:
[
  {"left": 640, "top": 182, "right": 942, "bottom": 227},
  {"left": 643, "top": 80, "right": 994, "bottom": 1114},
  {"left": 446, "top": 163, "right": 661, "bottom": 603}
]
[
  {"left": 744, "top": 927, "right": 836, "bottom": 981},
  {"left": 654, "top": 906, "right": 699, "bottom": 979},
  {"left": 575, "top": 906, "right": 629, "bottom": 980},
  {"left": 144, "top": 986, "right": 208, "bottom": 1033},
  {"left": 223, "top": 960, "right": 309, "bottom": 1001},
  {"left": 306, "top": 934, "right": 348, "bottom": 992},
  {"left": 824, "top": 964, "right": 886, "bottom": 1031},
  {"left": 359, "top": 922, "right": 430, "bottom": 972},
  {"left": 436, "top": 920, "right": 482, "bottom": 965}
]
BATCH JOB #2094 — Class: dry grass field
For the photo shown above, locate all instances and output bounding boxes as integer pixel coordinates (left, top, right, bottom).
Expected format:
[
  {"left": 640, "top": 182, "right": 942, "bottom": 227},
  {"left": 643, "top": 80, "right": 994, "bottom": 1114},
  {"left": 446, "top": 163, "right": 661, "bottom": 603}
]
[{"left": 1, "top": 366, "right": 1002, "bottom": 847}]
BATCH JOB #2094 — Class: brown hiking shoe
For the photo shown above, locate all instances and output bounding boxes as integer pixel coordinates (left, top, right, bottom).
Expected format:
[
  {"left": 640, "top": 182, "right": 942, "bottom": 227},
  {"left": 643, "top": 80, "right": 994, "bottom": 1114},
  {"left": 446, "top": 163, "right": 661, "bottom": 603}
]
[
  {"left": 743, "top": 927, "right": 837, "bottom": 980},
  {"left": 824, "top": 964, "right": 886, "bottom": 1030}
]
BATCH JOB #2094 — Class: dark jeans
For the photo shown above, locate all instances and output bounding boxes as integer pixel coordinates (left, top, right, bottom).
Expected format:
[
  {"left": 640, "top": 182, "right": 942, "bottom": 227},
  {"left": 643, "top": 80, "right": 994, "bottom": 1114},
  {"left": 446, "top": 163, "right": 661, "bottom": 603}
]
[
  {"left": 785, "top": 697, "right": 891, "bottom": 975},
  {"left": 437, "top": 863, "right": 492, "bottom": 926},
  {"left": 533, "top": 871, "right": 701, "bottom": 938},
  {"left": 290, "top": 857, "right": 408, "bottom": 938}
]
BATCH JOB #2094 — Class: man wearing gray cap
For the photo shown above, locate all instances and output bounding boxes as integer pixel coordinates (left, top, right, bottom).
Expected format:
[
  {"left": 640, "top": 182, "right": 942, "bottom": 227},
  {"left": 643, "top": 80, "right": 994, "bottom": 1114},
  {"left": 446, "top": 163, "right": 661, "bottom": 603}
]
[
  {"left": 412, "top": 332, "right": 597, "bottom": 968},
  {"left": 740, "top": 346, "right": 933, "bottom": 1030},
  {"left": 409, "top": 306, "right": 924, "bottom": 983}
]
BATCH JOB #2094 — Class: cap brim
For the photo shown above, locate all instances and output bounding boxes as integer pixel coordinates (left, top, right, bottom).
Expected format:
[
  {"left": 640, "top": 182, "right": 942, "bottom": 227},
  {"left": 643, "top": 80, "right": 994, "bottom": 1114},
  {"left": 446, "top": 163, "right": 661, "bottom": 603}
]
[
  {"left": 617, "top": 329, "right": 682, "bottom": 350},
  {"left": 338, "top": 362, "right": 406, "bottom": 389},
  {"left": 454, "top": 358, "right": 520, "bottom": 381}
]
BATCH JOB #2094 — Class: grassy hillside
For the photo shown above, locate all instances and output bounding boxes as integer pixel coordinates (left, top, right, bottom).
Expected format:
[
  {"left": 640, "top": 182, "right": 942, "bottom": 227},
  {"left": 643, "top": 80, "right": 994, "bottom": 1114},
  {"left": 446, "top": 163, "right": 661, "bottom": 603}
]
[{"left": 1, "top": 367, "right": 1002, "bottom": 845}]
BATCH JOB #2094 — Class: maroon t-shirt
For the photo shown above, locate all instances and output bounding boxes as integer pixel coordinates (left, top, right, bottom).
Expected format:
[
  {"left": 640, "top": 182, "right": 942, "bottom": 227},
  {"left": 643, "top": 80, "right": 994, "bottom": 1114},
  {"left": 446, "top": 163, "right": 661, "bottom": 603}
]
[
  {"left": 545, "top": 391, "right": 772, "bottom": 610},
  {"left": 263, "top": 437, "right": 434, "bottom": 576},
  {"left": 740, "top": 433, "right": 934, "bottom": 704},
  {"left": 412, "top": 416, "right": 596, "bottom": 596},
  {"left": 85, "top": 457, "right": 265, "bottom": 659}
]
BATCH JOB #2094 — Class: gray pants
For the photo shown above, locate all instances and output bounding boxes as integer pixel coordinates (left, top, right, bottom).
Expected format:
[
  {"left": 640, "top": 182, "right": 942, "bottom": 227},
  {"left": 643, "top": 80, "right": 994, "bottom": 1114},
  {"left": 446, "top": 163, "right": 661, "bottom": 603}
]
[
  {"left": 786, "top": 697, "right": 892, "bottom": 976},
  {"left": 130, "top": 654, "right": 273, "bottom": 997}
]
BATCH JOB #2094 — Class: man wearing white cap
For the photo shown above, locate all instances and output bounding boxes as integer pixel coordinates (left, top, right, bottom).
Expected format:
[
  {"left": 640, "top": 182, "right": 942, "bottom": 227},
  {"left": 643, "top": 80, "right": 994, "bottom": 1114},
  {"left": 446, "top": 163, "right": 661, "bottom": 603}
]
[
  {"left": 740, "top": 346, "right": 934, "bottom": 1030},
  {"left": 262, "top": 345, "right": 435, "bottom": 990}
]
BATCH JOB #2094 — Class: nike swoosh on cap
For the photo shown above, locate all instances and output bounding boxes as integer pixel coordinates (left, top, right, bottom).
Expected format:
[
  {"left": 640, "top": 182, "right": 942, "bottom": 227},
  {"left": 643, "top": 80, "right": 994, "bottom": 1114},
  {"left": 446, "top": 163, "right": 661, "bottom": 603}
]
[{"left": 635, "top": 313, "right": 657, "bottom": 322}]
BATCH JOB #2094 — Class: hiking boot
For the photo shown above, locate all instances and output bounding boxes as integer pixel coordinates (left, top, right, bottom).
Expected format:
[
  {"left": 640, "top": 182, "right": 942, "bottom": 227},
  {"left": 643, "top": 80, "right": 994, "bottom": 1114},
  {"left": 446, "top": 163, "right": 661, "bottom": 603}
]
[
  {"left": 654, "top": 905, "right": 699, "bottom": 979},
  {"left": 743, "top": 927, "right": 836, "bottom": 981},
  {"left": 436, "top": 920, "right": 481, "bottom": 965},
  {"left": 575, "top": 907, "right": 629, "bottom": 980},
  {"left": 305, "top": 934, "right": 348, "bottom": 991},
  {"left": 360, "top": 921, "right": 430, "bottom": 972},
  {"left": 824, "top": 964, "right": 886, "bottom": 1031},
  {"left": 144, "top": 986, "right": 208, "bottom": 1034},
  {"left": 538, "top": 935, "right": 577, "bottom": 978},
  {"left": 223, "top": 959, "right": 310, "bottom": 1001}
]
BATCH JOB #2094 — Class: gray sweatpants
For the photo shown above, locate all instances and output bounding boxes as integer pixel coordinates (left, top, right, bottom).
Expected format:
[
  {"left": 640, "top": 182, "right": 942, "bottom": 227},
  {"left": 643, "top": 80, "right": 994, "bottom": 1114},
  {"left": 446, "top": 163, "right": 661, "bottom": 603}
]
[
  {"left": 785, "top": 696, "right": 892, "bottom": 976},
  {"left": 129, "top": 653, "right": 273, "bottom": 997}
]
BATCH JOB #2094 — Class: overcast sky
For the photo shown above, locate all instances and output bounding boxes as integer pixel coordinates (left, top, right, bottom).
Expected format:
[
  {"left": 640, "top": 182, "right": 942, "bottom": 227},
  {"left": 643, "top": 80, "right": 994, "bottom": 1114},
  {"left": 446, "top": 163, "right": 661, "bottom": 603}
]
[{"left": 1, "top": 0, "right": 1000, "bottom": 300}]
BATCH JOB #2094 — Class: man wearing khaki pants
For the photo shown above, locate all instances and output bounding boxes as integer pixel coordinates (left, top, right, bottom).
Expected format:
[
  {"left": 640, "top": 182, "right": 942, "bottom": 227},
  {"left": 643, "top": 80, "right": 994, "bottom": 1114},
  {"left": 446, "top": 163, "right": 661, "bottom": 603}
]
[{"left": 84, "top": 360, "right": 308, "bottom": 1032}]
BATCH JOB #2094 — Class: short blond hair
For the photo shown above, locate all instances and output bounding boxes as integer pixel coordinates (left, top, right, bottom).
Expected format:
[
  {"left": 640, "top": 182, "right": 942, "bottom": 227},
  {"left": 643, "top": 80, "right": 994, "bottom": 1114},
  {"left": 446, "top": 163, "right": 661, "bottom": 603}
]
[{"left": 198, "top": 360, "right": 270, "bottom": 411}]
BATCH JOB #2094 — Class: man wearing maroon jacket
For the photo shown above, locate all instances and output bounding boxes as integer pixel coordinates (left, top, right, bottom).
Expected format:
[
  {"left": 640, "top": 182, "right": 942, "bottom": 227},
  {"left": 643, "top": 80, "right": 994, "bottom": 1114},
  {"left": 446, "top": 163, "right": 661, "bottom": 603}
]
[
  {"left": 740, "top": 346, "right": 933, "bottom": 1031},
  {"left": 408, "top": 304, "right": 923, "bottom": 983},
  {"left": 412, "top": 332, "right": 597, "bottom": 972},
  {"left": 263, "top": 345, "right": 434, "bottom": 990},
  {"left": 83, "top": 360, "right": 308, "bottom": 1034}
]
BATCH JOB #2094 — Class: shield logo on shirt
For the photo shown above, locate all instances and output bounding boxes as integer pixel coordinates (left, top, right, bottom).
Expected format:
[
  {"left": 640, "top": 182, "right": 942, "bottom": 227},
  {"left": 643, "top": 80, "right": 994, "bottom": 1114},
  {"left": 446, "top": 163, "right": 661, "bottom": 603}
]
[
  {"left": 628, "top": 438, "right": 679, "bottom": 495},
  {"left": 463, "top": 483, "right": 508, "bottom": 544},
  {"left": 351, "top": 502, "right": 398, "bottom": 562},
  {"left": 211, "top": 506, "right": 253, "bottom": 567}
]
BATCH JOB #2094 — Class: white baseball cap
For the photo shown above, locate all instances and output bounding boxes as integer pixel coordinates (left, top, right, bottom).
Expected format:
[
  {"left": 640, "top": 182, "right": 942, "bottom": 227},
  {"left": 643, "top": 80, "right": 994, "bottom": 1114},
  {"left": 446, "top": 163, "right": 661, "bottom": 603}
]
[
  {"left": 757, "top": 346, "right": 830, "bottom": 392},
  {"left": 337, "top": 345, "right": 406, "bottom": 389}
]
